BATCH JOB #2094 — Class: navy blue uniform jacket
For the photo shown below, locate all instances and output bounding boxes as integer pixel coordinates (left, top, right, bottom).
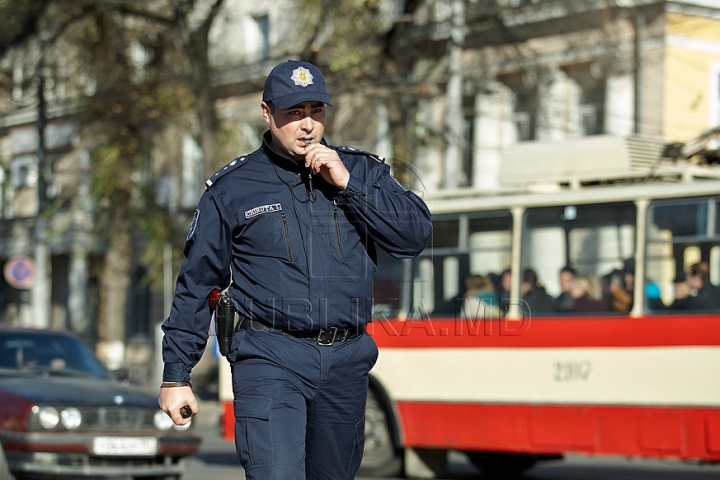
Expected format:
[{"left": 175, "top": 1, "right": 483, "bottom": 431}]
[{"left": 162, "top": 134, "right": 431, "bottom": 382}]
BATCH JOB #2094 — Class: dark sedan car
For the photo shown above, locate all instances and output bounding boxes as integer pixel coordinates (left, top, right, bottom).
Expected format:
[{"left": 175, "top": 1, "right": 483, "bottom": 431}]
[{"left": 0, "top": 327, "right": 201, "bottom": 480}]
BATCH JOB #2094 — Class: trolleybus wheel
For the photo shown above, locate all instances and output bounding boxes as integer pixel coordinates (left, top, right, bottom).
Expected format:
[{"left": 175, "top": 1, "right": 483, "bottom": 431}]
[
  {"left": 359, "top": 388, "right": 402, "bottom": 477},
  {"left": 465, "top": 451, "right": 539, "bottom": 477}
]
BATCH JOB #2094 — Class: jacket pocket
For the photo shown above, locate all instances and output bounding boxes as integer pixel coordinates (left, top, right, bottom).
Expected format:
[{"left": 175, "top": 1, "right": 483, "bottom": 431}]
[
  {"left": 281, "top": 213, "right": 295, "bottom": 261},
  {"left": 233, "top": 395, "right": 272, "bottom": 469},
  {"left": 241, "top": 209, "right": 297, "bottom": 261},
  {"left": 346, "top": 416, "right": 366, "bottom": 476},
  {"left": 334, "top": 209, "right": 345, "bottom": 259}
]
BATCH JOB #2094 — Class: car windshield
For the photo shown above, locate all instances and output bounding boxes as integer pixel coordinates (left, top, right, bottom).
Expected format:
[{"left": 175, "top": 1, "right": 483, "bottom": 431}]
[{"left": 0, "top": 332, "right": 110, "bottom": 379}]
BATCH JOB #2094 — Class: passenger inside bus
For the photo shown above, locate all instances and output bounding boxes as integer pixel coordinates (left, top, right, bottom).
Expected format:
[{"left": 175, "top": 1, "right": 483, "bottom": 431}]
[
  {"left": 431, "top": 287, "right": 464, "bottom": 317},
  {"left": 497, "top": 268, "right": 512, "bottom": 314},
  {"left": 569, "top": 275, "right": 606, "bottom": 312},
  {"left": 645, "top": 281, "right": 666, "bottom": 311},
  {"left": 686, "top": 262, "right": 720, "bottom": 310},
  {"left": 622, "top": 258, "right": 636, "bottom": 302},
  {"left": 603, "top": 270, "right": 632, "bottom": 313},
  {"left": 553, "top": 266, "right": 576, "bottom": 313},
  {"left": 521, "top": 268, "right": 555, "bottom": 316},
  {"left": 427, "top": 263, "right": 720, "bottom": 318},
  {"left": 461, "top": 274, "right": 501, "bottom": 319},
  {"left": 668, "top": 272, "right": 691, "bottom": 310}
]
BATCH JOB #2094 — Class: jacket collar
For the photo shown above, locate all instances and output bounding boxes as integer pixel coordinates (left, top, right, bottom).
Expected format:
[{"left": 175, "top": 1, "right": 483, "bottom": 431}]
[{"left": 261, "top": 131, "right": 329, "bottom": 173}]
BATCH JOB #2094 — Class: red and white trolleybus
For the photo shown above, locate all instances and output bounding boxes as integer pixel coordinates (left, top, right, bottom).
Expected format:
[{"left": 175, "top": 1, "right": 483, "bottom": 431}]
[{"left": 218, "top": 135, "right": 720, "bottom": 477}]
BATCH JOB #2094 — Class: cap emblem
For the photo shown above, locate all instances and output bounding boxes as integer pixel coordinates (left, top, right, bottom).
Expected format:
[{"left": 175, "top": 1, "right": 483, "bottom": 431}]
[{"left": 291, "top": 67, "right": 314, "bottom": 87}]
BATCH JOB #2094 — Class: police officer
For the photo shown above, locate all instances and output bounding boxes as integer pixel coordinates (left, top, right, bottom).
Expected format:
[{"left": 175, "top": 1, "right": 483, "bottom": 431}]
[{"left": 158, "top": 60, "right": 431, "bottom": 480}]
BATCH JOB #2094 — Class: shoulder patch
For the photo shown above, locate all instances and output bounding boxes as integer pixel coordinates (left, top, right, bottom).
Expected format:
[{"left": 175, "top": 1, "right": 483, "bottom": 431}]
[
  {"left": 336, "top": 146, "right": 386, "bottom": 163},
  {"left": 187, "top": 208, "right": 199, "bottom": 240},
  {"left": 205, "top": 155, "right": 251, "bottom": 188}
]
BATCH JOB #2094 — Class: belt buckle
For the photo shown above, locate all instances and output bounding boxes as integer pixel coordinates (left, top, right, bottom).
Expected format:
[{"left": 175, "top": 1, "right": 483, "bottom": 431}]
[{"left": 317, "top": 327, "right": 338, "bottom": 346}]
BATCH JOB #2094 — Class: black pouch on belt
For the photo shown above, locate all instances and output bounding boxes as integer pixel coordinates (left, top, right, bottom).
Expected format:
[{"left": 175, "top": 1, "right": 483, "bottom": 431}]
[{"left": 215, "top": 292, "right": 240, "bottom": 356}]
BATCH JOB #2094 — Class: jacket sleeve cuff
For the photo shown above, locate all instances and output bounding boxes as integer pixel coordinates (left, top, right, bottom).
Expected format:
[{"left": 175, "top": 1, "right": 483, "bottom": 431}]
[
  {"left": 162, "top": 362, "right": 191, "bottom": 383},
  {"left": 339, "top": 176, "right": 365, "bottom": 197}
]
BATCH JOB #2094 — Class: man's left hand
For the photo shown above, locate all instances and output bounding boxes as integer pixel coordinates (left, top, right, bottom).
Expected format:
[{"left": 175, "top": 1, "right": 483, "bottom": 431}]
[{"left": 303, "top": 144, "right": 350, "bottom": 190}]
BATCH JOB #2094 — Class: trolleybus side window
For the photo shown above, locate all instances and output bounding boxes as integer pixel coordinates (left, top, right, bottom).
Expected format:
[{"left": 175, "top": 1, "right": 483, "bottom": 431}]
[
  {"left": 646, "top": 197, "right": 720, "bottom": 312},
  {"left": 409, "top": 211, "right": 512, "bottom": 318},
  {"left": 521, "top": 202, "right": 636, "bottom": 316}
]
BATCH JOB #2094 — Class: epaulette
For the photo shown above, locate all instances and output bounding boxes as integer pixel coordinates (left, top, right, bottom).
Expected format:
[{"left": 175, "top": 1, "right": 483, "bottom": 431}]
[
  {"left": 205, "top": 155, "right": 251, "bottom": 188},
  {"left": 336, "top": 146, "right": 385, "bottom": 163}
]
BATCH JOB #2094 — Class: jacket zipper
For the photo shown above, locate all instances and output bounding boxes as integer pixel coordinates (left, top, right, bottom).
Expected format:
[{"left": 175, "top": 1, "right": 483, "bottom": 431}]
[
  {"left": 334, "top": 209, "right": 344, "bottom": 259},
  {"left": 281, "top": 213, "right": 295, "bottom": 261}
]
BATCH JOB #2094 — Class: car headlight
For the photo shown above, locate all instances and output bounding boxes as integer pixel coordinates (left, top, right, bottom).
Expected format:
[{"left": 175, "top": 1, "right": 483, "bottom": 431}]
[
  {"left": 154, "top": 410, "right": 174, "bottom": 431},
  {"left": 37, "top": 406, "right": 60, "bottom": 429},
  {"left": 174, "top": 418, "right": 191, "bottom": 431},
  {"left": 60, "top": 408, "right": 82, "bottom": 430}
]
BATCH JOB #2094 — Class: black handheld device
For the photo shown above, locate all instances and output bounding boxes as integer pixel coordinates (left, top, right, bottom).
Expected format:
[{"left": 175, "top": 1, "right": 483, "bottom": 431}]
[{"left": 215, "top": 292, "right": 236, "bottom": 357}]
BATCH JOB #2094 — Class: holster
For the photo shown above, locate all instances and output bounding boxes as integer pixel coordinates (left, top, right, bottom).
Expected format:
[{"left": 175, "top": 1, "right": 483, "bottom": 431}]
[{"left": 215, "top": 292, "right": 243, "bottom": 356}]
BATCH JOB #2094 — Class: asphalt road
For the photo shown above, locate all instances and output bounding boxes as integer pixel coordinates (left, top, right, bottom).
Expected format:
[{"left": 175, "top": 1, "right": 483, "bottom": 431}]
[
  {"left": 184, "top": 427, "right": 720, "bottom": 480},
  {"left": 184, "top": 422, "right": 242, "bottom": 480},
  {"left": 180, "top": 400, "right": 720, "bottom": 480},
  {"left": 179, "top": 398, "right": 241, "bottom": 480}
]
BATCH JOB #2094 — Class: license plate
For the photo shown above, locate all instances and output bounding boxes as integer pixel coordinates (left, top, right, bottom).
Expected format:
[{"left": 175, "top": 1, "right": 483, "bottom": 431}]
[{"left": 92, "top": 437, "right": 158, "bottom": 456}]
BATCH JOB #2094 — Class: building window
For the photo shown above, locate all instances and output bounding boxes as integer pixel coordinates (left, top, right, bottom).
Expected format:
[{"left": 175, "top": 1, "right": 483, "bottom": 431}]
[
  {"left": 10, "top": 155, "right": 37, "bottom": 188},
  {"left": 565, "top": 63, "right": 606, "bottom": 136},
  {"left": 126, "top": 267, "right": 151, "bottom": 338},
  {"left": 579, "top": 81, "right": 606, "bottom": 136},
  {"left": 255, "top": 14, "right": 270, "bottom": 60},
  {"left": 499, "top": 70, "right": 540, "bottom": 142},
  {"left": 513, "top": 88, "right": 538, "bottom": 142}
]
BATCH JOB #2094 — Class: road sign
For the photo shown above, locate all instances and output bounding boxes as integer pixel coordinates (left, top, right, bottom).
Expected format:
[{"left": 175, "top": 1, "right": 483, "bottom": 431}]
[{"left": 3, "top": 255, "right": 36, "bottom": 289}]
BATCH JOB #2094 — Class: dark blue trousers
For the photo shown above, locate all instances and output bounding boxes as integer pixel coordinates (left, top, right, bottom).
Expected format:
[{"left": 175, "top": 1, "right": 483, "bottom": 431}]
[{"left": 227, "top": 328, "right": 378, "bottom": 480}]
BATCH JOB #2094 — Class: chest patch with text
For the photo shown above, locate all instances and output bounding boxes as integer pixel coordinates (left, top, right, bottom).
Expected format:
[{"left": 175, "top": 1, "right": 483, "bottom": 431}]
[{"left": 245, "top": 203, "right": 282, "bottom": 219}]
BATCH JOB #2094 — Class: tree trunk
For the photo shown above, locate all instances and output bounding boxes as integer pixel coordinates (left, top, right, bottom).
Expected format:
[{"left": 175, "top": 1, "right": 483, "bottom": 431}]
[
  {"left": 186, "top": 0, "right": 225, "bottom": 179},
  {"left": 96, "top": 206, "right": 133, "bottom": 371}
]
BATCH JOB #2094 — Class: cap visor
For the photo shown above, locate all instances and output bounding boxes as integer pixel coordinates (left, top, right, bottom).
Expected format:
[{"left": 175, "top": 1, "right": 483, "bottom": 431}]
[{"left": 272, "top": 92, "right": 332, "bottom": 109}]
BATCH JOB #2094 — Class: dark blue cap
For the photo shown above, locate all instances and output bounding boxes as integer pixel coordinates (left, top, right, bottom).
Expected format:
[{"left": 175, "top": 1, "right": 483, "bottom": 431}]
[{"left": 262, "top": 60, "right": 332, "bottom": 109}]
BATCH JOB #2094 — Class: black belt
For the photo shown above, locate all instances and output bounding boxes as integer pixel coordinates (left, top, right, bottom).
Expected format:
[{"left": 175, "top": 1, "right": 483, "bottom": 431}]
[{"left": 238, "top": 318, "right": 366, "bottom": 346}]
